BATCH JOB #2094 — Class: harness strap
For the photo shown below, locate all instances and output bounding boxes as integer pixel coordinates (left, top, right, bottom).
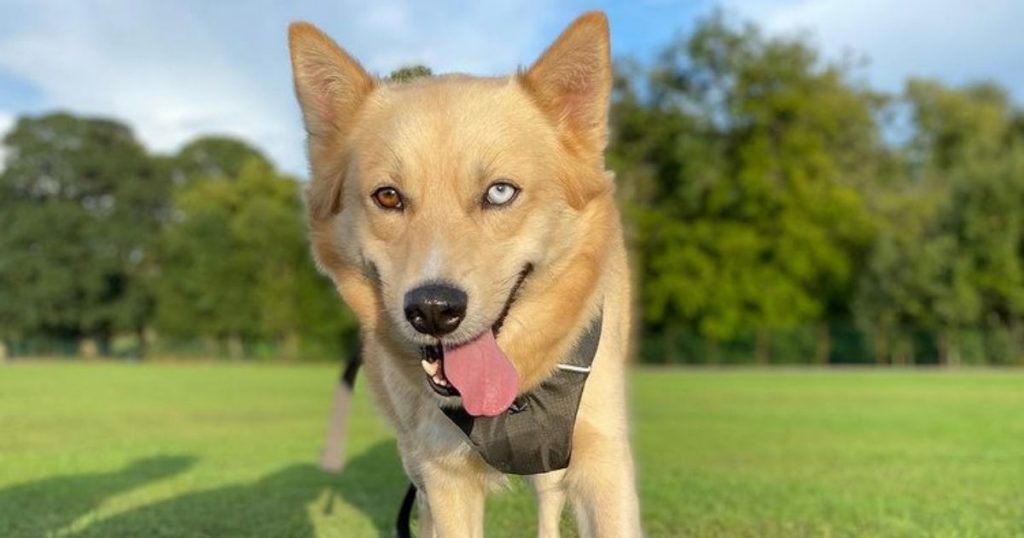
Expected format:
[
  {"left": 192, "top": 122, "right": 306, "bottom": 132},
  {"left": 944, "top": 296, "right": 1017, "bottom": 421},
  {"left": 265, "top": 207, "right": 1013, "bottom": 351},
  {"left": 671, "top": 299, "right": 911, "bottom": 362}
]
[{"left": 442, "top": 311, "right": 603, "bottom": 475}]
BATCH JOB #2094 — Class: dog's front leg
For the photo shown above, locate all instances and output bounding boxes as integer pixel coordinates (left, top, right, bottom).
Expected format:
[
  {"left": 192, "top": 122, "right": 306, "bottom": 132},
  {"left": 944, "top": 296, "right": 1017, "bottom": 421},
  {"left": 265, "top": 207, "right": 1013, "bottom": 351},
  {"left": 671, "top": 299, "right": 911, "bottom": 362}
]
[
  {"left": 567, "top": 420, "right": 643, "bottom": 537},
  {"left": 528, "top": 470, "right": 568, "bottom": 538},
  {"left": 417, "top": 459, "right": 487, "bottom": 538}
]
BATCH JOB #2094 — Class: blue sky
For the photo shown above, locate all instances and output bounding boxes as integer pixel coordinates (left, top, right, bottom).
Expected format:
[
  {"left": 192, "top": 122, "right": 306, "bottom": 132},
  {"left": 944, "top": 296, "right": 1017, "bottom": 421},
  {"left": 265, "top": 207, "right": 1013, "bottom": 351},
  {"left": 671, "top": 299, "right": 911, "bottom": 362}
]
[{"left": 1, "top": 0, "right": 1022, "bottom": 176}]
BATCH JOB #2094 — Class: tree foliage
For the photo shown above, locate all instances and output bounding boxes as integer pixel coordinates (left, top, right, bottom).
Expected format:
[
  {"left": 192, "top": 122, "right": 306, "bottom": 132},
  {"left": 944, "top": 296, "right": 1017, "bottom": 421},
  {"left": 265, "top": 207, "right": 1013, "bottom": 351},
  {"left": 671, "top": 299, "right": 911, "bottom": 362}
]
[
  {"left": 0, "top": 114, "right": 169, "bottom": 352},
  {"left": 854, "top": 81, "right": 1024, "bottom": 364},
  {"left": 170, "top": 136, "right": 272, "bottom": 185},
  {"left": 388, "top": 65, "right": 433, "bottom": 83},
  {"left": 612, "top": 14, "right": 879, "bottom": 361},
  {"left": 153, "top": 156, "right": 356, "bottom": 358},
  {"left": 0, "top": 115, "right": 355, "bottom": 359}
]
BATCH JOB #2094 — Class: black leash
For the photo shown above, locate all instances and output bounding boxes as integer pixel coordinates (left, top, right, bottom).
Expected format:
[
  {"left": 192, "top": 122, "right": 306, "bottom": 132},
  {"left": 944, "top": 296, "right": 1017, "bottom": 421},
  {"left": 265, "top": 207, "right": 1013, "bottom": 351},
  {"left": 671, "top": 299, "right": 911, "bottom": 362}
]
[
  {"left": 396, "top": 483, "right": 417, "bottom": 538},
  {"left": 341, "top": 345, "right": 361, "bottom": 388}
]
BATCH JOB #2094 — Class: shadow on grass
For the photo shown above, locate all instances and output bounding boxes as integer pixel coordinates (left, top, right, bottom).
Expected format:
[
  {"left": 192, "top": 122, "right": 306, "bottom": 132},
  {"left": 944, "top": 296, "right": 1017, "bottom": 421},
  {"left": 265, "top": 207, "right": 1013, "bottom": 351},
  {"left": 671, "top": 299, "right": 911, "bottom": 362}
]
[
  {"left": 324, "top": 439, "right": 411, "bottom": 536},
  {"left": 1, "top": 441, "right": 409, "bottom": 538},
  {"left": 0, "top": 455, "right": 197, "bottom": 537}
]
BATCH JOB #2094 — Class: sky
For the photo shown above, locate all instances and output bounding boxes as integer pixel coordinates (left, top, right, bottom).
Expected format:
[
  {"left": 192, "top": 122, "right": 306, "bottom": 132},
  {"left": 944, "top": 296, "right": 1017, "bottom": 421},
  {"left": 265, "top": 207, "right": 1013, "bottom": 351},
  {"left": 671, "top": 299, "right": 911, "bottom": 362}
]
[{"left": 1, "top": 0, "right": 1022, "bottom": 176}]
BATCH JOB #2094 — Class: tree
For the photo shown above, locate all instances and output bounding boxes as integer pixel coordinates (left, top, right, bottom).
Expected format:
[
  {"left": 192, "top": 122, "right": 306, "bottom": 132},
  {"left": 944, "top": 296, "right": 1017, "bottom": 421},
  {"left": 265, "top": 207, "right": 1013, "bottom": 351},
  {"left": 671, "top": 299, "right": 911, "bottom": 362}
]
[
  {"left": 170, "top": 136, "right": 271, "bottom": 185},
  {"left": 854, "top": 80, "right": 1024, "bottom": 364},
  {"left": 0, "top": 113, "right": 170, "bottom": 354},
  {"left": 153, "top": 153, "right": 356, "bottom": 358},
  {"left": 388, "top": 65, "right": 433, "bottom": 83},
  {"left": 611, "top": 13, "right": 879, "bottom": 363}
]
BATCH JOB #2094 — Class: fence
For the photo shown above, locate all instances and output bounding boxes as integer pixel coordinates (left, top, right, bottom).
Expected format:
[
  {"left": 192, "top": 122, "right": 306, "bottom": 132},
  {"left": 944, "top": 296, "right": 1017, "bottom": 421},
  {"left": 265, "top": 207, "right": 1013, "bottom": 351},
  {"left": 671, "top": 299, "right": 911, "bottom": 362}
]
[
  {"left": 637, "top": 323, "right": 1024, "bottom": 366},
  {"left": 4, "top": 323, "right": 1023, "bottom": 366},
  {"left": 1, "top": 333, "right": 349, "bottom": 362}
]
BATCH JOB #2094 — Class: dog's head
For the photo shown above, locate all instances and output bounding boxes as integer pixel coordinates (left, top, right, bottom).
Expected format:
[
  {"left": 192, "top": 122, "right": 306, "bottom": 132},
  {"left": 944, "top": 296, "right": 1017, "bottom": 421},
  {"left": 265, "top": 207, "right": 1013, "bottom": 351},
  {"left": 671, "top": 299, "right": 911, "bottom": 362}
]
[{"left": 289, "top": 13, "right": 614, "bottom": 416}]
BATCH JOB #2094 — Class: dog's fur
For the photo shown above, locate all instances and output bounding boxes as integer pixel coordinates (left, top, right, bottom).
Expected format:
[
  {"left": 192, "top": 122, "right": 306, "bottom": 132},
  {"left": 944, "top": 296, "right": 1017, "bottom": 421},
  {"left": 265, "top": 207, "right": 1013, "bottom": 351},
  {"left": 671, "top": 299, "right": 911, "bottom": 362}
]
[{"left": 289, "top": 12, "right": 641, "bottom": 537}]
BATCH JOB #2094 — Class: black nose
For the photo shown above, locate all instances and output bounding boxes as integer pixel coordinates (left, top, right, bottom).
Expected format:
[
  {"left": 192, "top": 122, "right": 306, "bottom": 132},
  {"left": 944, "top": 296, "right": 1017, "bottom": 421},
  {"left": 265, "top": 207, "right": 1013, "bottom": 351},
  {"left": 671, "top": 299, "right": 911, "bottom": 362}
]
[{"left": 404, "top": 284, "right": 468, "bottom": 337}]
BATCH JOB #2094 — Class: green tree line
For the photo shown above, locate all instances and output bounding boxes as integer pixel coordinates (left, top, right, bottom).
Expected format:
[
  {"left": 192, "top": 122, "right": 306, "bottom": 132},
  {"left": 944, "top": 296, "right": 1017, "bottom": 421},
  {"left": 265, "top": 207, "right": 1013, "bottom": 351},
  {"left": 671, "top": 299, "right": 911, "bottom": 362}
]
[
  {"left": 2, "top": 14, "right": 1023, "bottom": 364},
  {"left": 0, "top": 121, "right": 355, "bottom": 360}
]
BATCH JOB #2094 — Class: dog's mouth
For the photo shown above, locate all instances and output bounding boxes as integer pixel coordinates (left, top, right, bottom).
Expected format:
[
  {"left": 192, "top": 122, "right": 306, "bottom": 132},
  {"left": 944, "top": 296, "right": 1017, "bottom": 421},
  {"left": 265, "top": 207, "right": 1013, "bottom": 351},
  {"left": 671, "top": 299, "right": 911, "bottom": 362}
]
[
  {"left": 421, "top": 344, "right": 455, "bottom": 395},
  {"left": 419, "top": 264, "right": 532, "bottom": 416}
]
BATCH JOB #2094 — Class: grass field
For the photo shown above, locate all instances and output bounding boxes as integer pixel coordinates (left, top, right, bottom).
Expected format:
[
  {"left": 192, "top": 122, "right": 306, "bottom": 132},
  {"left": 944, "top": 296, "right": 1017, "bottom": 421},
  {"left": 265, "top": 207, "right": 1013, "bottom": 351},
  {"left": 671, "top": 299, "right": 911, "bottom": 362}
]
[{"left": 1, "top": 362, "right": 1023, "bottom": 537}]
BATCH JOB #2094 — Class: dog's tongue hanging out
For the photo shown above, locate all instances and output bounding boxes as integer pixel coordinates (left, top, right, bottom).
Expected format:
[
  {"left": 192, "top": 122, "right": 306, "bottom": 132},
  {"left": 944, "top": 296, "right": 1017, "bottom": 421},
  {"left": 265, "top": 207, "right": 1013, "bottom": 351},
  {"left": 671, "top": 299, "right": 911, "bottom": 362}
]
[{"left": 444, "top": 331, "right": 519, "bottom": 417}]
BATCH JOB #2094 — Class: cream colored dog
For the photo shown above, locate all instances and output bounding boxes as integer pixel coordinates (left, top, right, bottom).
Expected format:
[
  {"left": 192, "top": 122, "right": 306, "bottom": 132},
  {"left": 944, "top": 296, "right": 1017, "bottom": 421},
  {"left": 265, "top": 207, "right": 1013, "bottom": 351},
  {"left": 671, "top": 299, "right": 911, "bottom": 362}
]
[{"left": 289, "top": 11, "right": 641, "bottom": 537}]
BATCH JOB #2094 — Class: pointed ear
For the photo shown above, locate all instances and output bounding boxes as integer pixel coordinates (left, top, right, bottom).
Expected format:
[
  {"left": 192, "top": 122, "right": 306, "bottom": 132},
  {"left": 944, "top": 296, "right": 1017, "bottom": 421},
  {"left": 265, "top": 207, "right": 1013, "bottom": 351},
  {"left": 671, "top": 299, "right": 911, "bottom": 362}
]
[
  {"left": 288, "top": 22, "right": 375, "bottom": 219},
  {"left": 520, "top": 12, "right": 612, "bottom": 156},
  {"left": 288, "top": 22, "right": 374, "bottom": 138}
]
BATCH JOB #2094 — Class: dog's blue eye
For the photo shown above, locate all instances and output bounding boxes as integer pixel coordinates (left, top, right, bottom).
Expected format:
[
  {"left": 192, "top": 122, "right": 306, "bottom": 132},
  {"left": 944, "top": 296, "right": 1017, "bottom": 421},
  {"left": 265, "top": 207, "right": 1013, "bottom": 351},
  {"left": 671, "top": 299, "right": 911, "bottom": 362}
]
[{"left": 484, "top": 182, "right": 519, "bottom": 207}]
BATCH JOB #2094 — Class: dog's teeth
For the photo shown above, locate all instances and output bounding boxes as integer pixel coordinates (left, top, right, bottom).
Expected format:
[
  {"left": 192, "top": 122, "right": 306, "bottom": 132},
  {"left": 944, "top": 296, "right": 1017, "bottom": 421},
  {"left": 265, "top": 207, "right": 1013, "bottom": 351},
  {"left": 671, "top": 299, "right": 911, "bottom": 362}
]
[
  {"left": 421, "top": 359, "right": 438, "bottom": 376},
  {"left": 433, "top": 375, "right": 448, "bottom": 386}
]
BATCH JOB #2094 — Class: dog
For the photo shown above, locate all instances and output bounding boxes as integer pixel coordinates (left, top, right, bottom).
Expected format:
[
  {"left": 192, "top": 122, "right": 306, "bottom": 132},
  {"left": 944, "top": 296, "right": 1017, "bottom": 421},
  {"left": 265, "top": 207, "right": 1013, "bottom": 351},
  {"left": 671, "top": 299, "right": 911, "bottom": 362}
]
[{"left": 288, "top": 11, "right": 641, "bottom": 537}]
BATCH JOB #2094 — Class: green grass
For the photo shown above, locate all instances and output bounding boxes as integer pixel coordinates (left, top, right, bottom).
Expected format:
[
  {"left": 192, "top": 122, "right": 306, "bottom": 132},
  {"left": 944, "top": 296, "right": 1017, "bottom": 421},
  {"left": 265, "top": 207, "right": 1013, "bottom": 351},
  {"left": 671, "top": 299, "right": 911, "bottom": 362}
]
[{"left": 1, "top": 363, "right": 1023, "bottom": 537}]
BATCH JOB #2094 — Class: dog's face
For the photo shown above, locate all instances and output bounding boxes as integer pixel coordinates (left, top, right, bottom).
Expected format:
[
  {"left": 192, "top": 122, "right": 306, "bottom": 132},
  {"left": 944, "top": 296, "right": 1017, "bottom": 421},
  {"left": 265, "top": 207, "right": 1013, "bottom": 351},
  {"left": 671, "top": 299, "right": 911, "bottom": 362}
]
[
  {"left": 334, "top": 80, "right": 573, "bottom": 348},
  {"left": 290, "top": 13, "right": 612, "bottom": 414}
]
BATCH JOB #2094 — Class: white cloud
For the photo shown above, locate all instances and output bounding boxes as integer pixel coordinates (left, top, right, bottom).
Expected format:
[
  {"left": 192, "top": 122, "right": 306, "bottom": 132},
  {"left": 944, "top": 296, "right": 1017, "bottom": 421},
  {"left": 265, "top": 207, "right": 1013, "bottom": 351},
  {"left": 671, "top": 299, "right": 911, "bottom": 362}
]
[
  {"left": 725, "top": 0, "right": 1024, "bottom": 99},
  {"left": 0, "top": 0, "right": 573, "bottom": 176}
]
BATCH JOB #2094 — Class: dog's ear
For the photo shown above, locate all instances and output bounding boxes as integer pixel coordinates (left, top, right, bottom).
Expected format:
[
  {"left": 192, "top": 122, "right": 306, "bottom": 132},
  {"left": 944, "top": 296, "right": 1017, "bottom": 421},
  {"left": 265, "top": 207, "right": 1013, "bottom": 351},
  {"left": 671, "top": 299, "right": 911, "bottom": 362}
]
[
  {"left": 520, "top": 12, "right": 612, "bottom": 158},
  {"left": 289, "top": 22, "right": 374, "bottom": 138},
  {"left": 289, "top": 22, "right": 375, "bottom": 219}
]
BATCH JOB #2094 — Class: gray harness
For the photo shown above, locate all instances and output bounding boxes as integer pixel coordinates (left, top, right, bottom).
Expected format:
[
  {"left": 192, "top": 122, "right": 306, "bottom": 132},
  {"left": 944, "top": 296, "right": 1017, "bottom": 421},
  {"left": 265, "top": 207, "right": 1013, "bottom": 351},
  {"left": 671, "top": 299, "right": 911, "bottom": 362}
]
[{"left": 441, "top": 313, "right": 602, "bottom": 475}]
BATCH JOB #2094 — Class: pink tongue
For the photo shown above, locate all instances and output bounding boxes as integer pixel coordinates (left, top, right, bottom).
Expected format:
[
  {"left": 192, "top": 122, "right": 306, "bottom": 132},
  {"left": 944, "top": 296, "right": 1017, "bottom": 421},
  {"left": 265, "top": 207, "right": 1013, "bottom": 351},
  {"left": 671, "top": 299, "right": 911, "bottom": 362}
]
[{"left": 444, "top": 331, "right": 520, "bottom": 417}]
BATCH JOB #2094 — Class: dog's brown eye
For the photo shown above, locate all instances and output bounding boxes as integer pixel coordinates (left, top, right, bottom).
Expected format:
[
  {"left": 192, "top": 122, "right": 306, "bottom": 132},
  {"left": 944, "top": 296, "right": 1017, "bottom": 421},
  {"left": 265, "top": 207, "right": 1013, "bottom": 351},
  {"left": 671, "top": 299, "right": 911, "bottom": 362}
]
[{"left": 372, "top": 187, "right": 404, "bottom": 210}]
